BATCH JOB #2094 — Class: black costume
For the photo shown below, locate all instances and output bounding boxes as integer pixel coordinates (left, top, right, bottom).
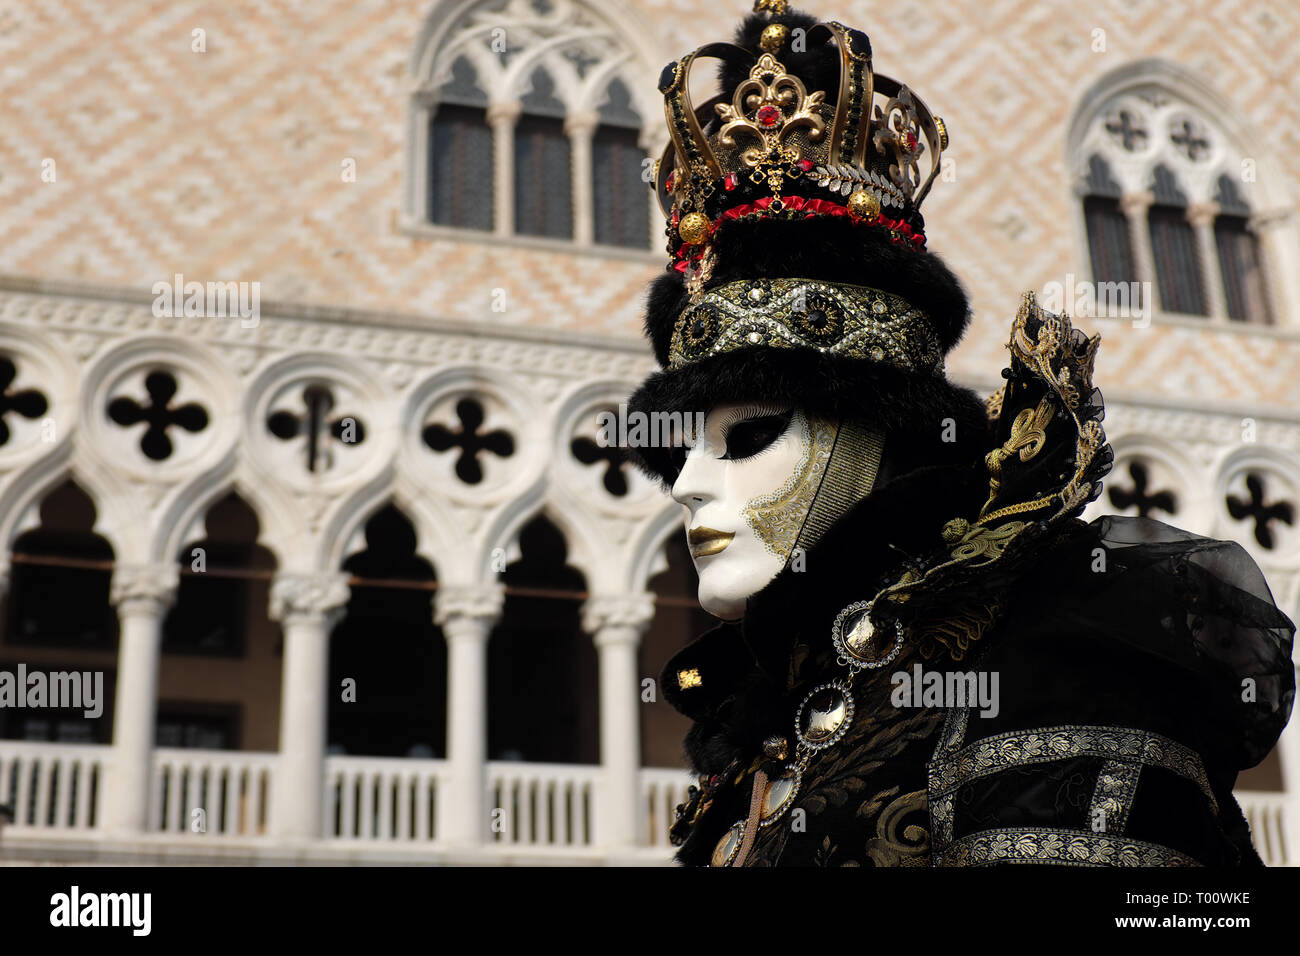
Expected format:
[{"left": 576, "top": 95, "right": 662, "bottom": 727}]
[{"left": 625, "top": 3, "right": 1295, "bottom": 866}]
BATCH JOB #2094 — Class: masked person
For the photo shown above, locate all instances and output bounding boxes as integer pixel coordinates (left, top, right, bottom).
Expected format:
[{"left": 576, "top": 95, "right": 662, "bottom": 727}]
[{"left": 624, "top": 2, "right": 1295, "bottom": 867}]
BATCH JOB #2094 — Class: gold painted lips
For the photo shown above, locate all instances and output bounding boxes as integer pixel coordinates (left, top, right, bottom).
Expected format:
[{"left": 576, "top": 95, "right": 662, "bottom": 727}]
[{"left": 688, "top": 526, "right": 734, "bottom": 558}]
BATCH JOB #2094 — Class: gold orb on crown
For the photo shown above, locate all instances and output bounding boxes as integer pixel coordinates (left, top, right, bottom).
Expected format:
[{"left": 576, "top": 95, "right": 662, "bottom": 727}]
[{"left": 678, "top": 211, "right": 713, "bottom": 245}]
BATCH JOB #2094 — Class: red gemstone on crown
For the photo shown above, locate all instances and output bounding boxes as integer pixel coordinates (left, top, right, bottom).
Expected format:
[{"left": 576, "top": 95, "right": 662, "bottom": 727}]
[
  {"left": 723, "top": 172, "right": 738, "bottom": 191},
  {"left": 905, "top": 132, "right": 918, "bottom": 151},
  {"left": 797, "top": 158, "right": 815, "bottom": 171},
  {"left": 756, "top": 105, "right": 781, "bottom": 127}
]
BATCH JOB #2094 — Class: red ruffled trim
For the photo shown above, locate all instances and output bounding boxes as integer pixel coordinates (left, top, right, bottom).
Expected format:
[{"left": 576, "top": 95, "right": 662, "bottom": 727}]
[{"left": 671, "top": 195, "right": 926, "bottom": 270}]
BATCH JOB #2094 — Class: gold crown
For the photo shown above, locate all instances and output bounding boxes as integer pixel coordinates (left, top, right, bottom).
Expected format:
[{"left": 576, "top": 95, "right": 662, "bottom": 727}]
[
  {"left": 669, "top": 277, "right": 943, "bottom": 372},
  {"left": 654, "top": 10, "right": 948, "bottom": 258}
]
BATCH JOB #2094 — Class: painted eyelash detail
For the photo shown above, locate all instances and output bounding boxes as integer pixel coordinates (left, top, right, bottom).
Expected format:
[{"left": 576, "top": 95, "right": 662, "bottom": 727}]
[{"left": 715, "top": 402, "right": 793, "bottom": 434}]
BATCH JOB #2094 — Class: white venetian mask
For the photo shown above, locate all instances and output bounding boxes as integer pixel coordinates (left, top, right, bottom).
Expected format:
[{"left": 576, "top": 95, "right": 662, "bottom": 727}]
[{"left": 671, "top": 402, "right": 838, "bottom": 620}]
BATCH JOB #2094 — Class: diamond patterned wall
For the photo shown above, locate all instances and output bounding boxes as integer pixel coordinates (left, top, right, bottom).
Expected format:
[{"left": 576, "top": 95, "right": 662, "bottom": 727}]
[{"left": 0, "top": 0, "right": 1297, "bottom": 408}]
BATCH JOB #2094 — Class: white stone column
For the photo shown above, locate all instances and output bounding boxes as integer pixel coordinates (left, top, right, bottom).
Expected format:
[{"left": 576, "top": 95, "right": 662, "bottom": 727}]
[
  {"left": 269, "top": 571, "right": 351, "bottom": 841},
  {"left": 103, "top": 563, "right": 179, "bottom": 834},
  {"left": 487, "top": 100, "right": 521, "bottom": 238},
  {"left": 435, "top": 583, "right": 503, "bottom": 846},
  {"left": 1120, "top": 191, "right": 1158, "bottom": 313},
  {"left": 1187, "top": 201, "right": 1227, "bottom": 320},
  {"left": 583, "top": 592, "right": 656, "bottom": 852},
  {"left": 566, "top": 110, "right": 598, "bottom": 247}
]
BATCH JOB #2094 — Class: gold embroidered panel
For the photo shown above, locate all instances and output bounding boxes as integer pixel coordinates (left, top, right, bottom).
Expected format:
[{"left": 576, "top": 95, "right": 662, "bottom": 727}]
[
  {"left": 934, "top": 828, "right": 1201, "bottom": 867},
  {"left": 927, "top": 724, "right": 1217, "bottom": 813}
]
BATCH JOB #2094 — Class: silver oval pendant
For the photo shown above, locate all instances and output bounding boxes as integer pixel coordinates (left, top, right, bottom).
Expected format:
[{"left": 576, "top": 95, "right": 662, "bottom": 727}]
[
  {"left": 759, "top": 765, "right": 801, "bottom": 827},
  {"left": 832, "top": 600, "right": 905, "bottom": 669},
  {"left": 795, "top": 681, "right": 855, "bottom": 750},
  {"left": 711, "top": 820, "right": 745, "bottom": 867}
]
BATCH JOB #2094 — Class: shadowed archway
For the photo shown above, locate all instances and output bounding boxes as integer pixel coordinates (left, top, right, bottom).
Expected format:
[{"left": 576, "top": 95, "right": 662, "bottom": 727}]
[
  {"left": 1, "top": 480, "right": 118, "bottom": 743},
  {"left": 328, "top": 504, "right": 446, "bottom": 758},
  {"left": 488, "top": 515, "right": 598, "bottom": 764}
]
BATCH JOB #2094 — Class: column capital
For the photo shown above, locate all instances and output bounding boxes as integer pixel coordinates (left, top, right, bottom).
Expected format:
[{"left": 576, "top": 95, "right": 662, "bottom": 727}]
[
  {"left": 110, "top": 563, "right": 179, "bottom": 618},
  {"left": 485, "top": 99, "right": 522, "bottom": 125},
  {"left": 582, "top": 592, "right": 656, "bottom": 643},
  {"left": 434, "top": 582, "right": 504, "bottom": 628},
  {"left": 1186, "top": 201, "right": 1220, "bottom": 226},
  {"left": 270, "top": 571, "right": 351, "bottom": 626},
  {"left": 564, "top": 110, "right": 600, "bottom": 137},
  {"left": 1118, "top": 190, "right": 1155, "bottom": 216}
]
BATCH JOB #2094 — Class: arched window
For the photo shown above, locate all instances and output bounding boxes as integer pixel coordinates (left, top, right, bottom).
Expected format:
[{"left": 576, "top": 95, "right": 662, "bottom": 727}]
[
  {"left": 488, "top": 515, "right": 597, "bottom": 765},
  {"left": 164, "top": 493, "right": 275, "bottom": 659},
  {"left": 329, "top": 504, "right": 444, "bottom": 758},
  {"left": 592, "top": 79, "right": 649, "bottom": 249},
  {"left": 513, "top": 69, "right": 572, "bottom": 239},
  {"left": 4, "top": 481, "right": 116, "bottom": 654},
  {"left": 1068, "top": 65, "right": 1284, "bottom": 324},
  {"left": 409, "top": 0, "right": 656, "bottom": 250},
  {"left": 1214, "top": 176, "right": 1272, "bottom": 324},
  {"left": 159, "top": 493, "right": 280, "bottom": 752},
  {"left": 1081, "top": 155, "right": 1134, "bottom": 292},
  {"left": 1, "top": 481, "right": 117, "bottom": 744},
  {"left": 1147, "top": 165, "right": 1205, "bottom": 316},
  {"left": 428, "top": 57, "right": 494, "bottom": 231}
]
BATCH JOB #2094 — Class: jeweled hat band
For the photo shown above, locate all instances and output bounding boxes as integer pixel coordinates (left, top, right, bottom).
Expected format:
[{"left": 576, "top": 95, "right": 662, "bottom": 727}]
[{"left": 668, "top": 277, "right": 943, "bottom": 373}]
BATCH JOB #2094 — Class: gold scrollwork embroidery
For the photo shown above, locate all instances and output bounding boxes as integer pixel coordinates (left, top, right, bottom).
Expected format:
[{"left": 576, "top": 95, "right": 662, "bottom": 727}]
[
  {"left": 981, "top": 395, "right": 1054, "bottom": 518},
  {"left": 865, "top": 789, "right": 931, "bottom": 867},
  {"left": 742, "top": 412, "right": 838, "bottom": 561},
  {"left": 940, "top": 519, "right": 1027, "bottom": 566}
]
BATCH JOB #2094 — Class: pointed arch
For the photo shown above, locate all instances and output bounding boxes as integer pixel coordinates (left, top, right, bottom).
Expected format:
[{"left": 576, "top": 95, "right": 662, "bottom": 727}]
[
  {"left": 317, "top": 470, "right": 459, "bottom": 582},
  {"left": 0, "top": 452, "right": 141, "bottom": 565},
  {"left": 152, "top": 469, "right": 300, "bottom": 570}
]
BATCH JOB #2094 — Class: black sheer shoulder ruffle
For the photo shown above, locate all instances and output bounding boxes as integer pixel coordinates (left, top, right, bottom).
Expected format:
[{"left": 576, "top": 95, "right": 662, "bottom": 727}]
[{"left": 990, "top": 514, "right": 1295, "bottom": 772}]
